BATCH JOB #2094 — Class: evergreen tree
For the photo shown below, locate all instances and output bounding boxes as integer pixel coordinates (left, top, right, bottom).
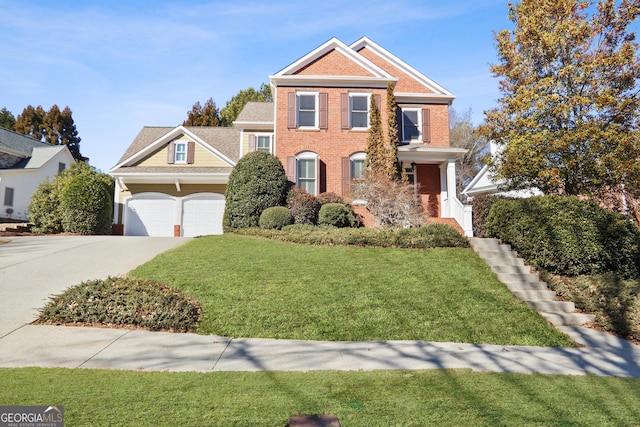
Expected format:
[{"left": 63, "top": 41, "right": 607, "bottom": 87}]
[
  {"left": 183, "top": 98, "right": 220, "bottom": 126},
  {"left": 385, "top": 83, "right": 405, "bottom": 182},
  {"left": 219, "top": 83, "right": 273, "bottom": 126},
  {"left": 365, "top": 95, "right": 386, "bottom": 174},
  {"left": 14, "top": 105, "right": 46, "bottom": 140},
  {"left": 0, "top": 107, "right": 16, "bottom": 130}
]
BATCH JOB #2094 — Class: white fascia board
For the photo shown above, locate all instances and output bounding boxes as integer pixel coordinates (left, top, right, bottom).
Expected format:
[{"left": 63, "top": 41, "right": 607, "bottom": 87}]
[
  {"left": 111, "top": 171, "right": 231, "bottom": 185},
  {"left": 111, "top": 125, "right": 235, "bottom": 170},
  {"left": 350, "top": 37, "right": 455, "bottom": 97},
  {"left": 231, "top": 121, "right": 274, "bottom": 130},
  {"left": 270, "top": 75, "right": 397, "bottom": 88},
  {"left": 395, "top": 92, "right": 456, "bottom": 105},
  {"left": 272, "top": 37, "right": 393, "bottom": 79},
  {"left": 398, "top": 146, "right": 467, "bottom": 163},
  {"left": 462, "top": 165, "right": 489, "bottom": 195}
]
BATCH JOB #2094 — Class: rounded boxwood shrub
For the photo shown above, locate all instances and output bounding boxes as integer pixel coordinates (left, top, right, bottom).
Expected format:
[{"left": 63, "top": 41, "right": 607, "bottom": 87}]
[
  {"left": 61, "top": 173, "right": 113, "bottom": 235},
  {"left": 223, "top": 151, "right": 288, "bottom": 230},
  {"left": 287, "top": 186, "right": 320, "bottom": 225},
  {"left": 485, "top": 195, "right": 640, "bottom": 278},
  {"left": 318, "top": 203, "right": 355, "bottom": 228},
  {"left": 259, "top": 206, "right": 293, "bottom": 229}
]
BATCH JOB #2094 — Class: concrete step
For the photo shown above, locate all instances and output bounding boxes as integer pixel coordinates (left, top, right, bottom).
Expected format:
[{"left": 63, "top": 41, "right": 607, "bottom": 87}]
[
  {"left": 470, "top": 239, "right": 513, "bottom": 252},
  {"left": 512, "top": 290, "right": 557, "bottom": 300},
  {"left": 527, "top": 300, "right": 575, "bottom": 313},
  {"left": 503, "top": 279, "right": 551, "bottom": 292},
  {"left": 497, "top": 272, "right": 544, "bottom": 285},
  {"left": 540, "top": 312, "right": 595, "bottom": 326},
  {"left": 482, "top": 256, "right": 526, "bottom": 267},
  {"left": 491, "top": 264, "right": 533, "bottom": 275}
]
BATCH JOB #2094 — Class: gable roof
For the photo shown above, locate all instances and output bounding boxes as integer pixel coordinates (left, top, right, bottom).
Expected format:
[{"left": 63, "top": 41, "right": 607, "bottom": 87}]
[
  {"left": 270, "top": 37, "right": 396, "bottom": 88},
  {"left": 112, "top": 125, "right": 240, "bottom": 171},
  {"left": 0, "top": 127, "right": 50, "bottom": 157},
  {"left": 350, "top": 37, "right": 454, "bottom": 100}
]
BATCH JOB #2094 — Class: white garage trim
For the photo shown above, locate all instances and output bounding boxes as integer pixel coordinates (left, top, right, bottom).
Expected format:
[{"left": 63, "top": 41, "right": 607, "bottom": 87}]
[
  {"left": 124, "top": 192, "right": 178, "bottom": 237},
  {"left": 181, "top": 193, "right": 225, "bottom": 237},
  {"left": 124, "top": 192, "right": 225, "bottom": 237}
]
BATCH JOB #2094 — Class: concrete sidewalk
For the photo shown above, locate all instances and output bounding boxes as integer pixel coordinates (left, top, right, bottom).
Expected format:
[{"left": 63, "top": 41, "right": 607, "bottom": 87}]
[
  {"left": 1, "top": 236, "right": 639, "bottom": 377},
  {"left": 0, "top": 324, "right": 639, "bottom": 377}
]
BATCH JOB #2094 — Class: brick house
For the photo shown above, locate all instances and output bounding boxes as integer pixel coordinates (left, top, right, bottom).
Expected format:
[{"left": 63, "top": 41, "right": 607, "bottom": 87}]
[{"left": 110, "top": 37, "right": 472, "bottom": 236}]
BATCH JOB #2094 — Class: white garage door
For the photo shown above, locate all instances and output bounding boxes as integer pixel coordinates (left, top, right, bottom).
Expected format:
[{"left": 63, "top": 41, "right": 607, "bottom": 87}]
[
  {"left": 181, "top": 193, "right": 225, "bottom": 237},
  {"left": 124, "top": 193, "right": 176, "bottom": 237}
]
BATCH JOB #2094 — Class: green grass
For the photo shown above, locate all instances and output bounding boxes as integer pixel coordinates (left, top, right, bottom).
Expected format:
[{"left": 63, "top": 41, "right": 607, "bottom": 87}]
[
  {"left": 129, "top": 234, "right": 573, "bottom": 346},
  {"left": 3, "top": 368, "right": 640, "bottom": 426}
]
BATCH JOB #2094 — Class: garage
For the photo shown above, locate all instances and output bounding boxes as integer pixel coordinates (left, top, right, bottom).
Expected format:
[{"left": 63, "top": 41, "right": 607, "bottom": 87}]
[
  {"left": 124, "top": 192, "right": 225, "bottom": 237},
  {"left": 181, "top": 193, "right": 225, "bottom": 237},
  {"left": 124, "top": 193, "right": 176, "bottom": 236}
]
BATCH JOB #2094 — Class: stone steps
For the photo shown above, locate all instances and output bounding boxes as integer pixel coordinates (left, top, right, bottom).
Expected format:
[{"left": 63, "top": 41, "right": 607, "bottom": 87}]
[{"left": 469, "top": 238, "right": 595, "bottom": 327}]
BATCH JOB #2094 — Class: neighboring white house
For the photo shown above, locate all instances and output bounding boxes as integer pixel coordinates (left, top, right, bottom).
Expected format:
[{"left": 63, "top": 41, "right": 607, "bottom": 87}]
[
  {"left": 462, "top": 141, "right": 542, "bottom": 200},
  {"left": 0, "top": 128, "right": 75, "bottom": 221}
]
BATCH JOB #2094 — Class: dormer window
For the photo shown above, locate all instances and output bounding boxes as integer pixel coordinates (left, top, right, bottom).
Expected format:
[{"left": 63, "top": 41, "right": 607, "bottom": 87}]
[{"left": 175, "top": 143, "right": 187, "bottom": 163}]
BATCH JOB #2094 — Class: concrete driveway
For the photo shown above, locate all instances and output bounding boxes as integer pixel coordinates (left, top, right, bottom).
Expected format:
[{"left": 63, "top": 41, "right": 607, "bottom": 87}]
[{"left": 0, "top": 236, "right": 190, "bottom": 338}]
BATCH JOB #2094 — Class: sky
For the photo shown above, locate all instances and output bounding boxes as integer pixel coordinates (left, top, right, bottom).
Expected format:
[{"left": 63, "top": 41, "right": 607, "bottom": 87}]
[{"left": 0, "top": 0, "right": 513, "bottom": 172}]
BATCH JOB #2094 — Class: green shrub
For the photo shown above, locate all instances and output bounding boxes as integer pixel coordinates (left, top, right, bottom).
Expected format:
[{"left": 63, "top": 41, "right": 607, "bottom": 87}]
[
  {"left": 259, "top": 206, "right": 293, "bottom": 229},
  {"left": 36, "top": 276, "right": 201, "bottom": 332},
  {"left": 234, "top": 223, "right": 469, "bottom": 249},
  {"left": 318, "top": 203, "right": 355, "bottom": 227},
  {"left": 471, "top": 194, "right": 504, "bottom": 238},
  {"left": 485, "top": 195, "right": 640, "bottom": 277},
  {"left": 223, "top": 151, "right": 288, "bottom": 229},
  {"left": 287, "top": 187, "right": 320, "bottom": 225},
  {"left": 61, "top": 173, "right": 113, "bottom": 235},
  {"left": 28, "top": 162, "right": 114, "bottom": 234}
]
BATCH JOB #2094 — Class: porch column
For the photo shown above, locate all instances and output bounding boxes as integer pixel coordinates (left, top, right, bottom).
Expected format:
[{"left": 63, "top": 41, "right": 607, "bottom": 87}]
[{"left": 439, "top": 160, "right": 457, "bottom": 217}]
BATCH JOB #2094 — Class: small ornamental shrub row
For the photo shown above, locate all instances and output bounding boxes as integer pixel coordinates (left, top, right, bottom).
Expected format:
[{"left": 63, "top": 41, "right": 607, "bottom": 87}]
[
  {"left": 36, "top": 276, "right": 201, "bottom": 332},
  {"left": 236, "top": 223, "right": 469, "bottom": 249},
  {"left": 471, "top": 194, "right": 506, "bottom": 238},
  {"left": 485, "top": 195, "right": 640, "bottom": 278}
]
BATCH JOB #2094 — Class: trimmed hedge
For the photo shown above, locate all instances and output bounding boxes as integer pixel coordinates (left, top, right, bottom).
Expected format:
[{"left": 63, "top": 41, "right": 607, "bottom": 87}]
[
  {"left": 318, "top": 203, "right": 355, "bottom": 228},
  {"left": 223, "top": 151, "right": 288, "bottom": 229},
  {"left": 471, "top": 194, "right": 505, "bottom": 238},
  {"left": 234, "top": 223, "right": 469, "bottom": 249},
  {"left": 259, "top": 206, "right": 293, "bottom": 229},
  {"left": 61, "top": 173, "right": 113, "bottom": 235},
  {"left": 485, "top": 195, "right": 640, "bottom": 278}
]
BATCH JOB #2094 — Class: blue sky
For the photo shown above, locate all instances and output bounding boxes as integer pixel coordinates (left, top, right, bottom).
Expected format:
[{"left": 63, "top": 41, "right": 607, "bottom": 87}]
[{"left": 0, "top": 0, "right": 512, "bottom": 172}]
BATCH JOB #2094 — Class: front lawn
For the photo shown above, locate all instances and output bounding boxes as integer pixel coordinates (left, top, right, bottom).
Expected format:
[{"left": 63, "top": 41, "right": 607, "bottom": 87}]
[
  {"left": 3, "top": 368, "right": 640, "bottom": 426},
  {"left": 128, "top": 234, "right": 573, "bottom": 346}
]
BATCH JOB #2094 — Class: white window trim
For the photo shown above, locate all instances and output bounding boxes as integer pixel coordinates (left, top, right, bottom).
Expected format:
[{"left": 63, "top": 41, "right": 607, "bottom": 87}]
[
  {"left": 401, "top": 107, "right": 422, "bottom": 142},
  {"left": 350, "top": 93, "right": 371, "bottom": 130},
  {"left": 297, "top": 91, "right": 319, "bottom": 130},
  {"left": 350, "top": 152, "right": 366, "bottom": 180},
  {"left": 296, "top": 151, "right": 319, "bottom": 196},
  {"left": 255, "top": 133, "right": 273, "bottom": 154},
  {"left": 174, "top": 142, "right": 187, "bottom": 164},
  {"left": 4, "top": 187, "right": 14, "bottom": 207}
]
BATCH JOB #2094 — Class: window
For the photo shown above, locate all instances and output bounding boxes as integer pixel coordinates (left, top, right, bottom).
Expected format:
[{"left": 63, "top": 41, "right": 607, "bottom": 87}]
[
  {"left": 350, "top": 152, "right": 366, "bottom": 181},
  {"left": 350, "top": 94, "right": 370, "bottom": 129},
  {"left": 298, "top": 92, "right": 318, "bottom": 128},
  {"left": 4, "top": 187, "right": 14, "bottom": 207},
  {"left": 175, "top": 142, "right": 187, "bottom": 163},
  {"left": 402, "top": 108, "right": 421, "bottom": 142},
  {"left": 256, "top": 135, "right": 272, "bottom": 153},
  {"left": 58, "top": 162, "right": 66, "bottom": 173},
  {"left": 297, "top": 152, "right": 318, "bottom": 195}
]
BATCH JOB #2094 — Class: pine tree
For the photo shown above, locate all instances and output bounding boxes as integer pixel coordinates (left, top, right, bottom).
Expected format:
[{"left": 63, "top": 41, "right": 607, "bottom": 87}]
[
  {"left": 14, "top": 105, "right": 46, "bottom": 140},
  {"left": 183, "top": 98, "right": 220, "bottom": 126},
  {"left": 0, "top": 107, "right": 16, "bottom": 130}
]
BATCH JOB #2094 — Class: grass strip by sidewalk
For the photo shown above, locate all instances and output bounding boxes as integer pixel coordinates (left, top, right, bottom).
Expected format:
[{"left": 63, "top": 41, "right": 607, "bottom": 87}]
[
  {"left": 129, "top": 234, "right": 573, "bottom": 346},
  {"left": 3, "top": 367, "right": 640, "bottom": 426}
]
